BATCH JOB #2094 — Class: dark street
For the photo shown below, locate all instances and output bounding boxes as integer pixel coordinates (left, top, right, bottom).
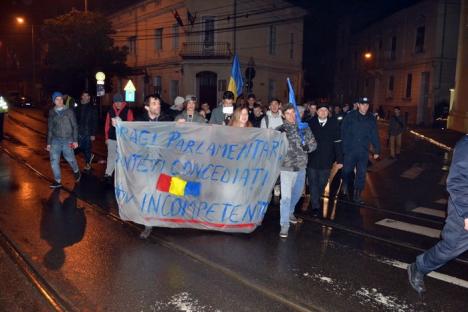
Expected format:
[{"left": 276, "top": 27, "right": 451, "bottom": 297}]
[{"left": 1, "top": 108, "right": 467, "bottom": 311}]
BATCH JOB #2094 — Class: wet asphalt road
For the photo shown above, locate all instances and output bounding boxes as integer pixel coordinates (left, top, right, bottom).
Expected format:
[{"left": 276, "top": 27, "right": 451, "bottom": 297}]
[{"left": 0, "top": 108, "right": 467, "bottom": 311}]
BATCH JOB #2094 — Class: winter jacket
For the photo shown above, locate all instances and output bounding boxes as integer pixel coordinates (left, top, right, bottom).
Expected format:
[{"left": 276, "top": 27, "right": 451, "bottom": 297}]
[
  {"left": 74, "top": 103, "right": 98, "bottom": 136},
  {"left": 137, "top": 111, "right": 171, "bottom": 122},
  {"left": 307, "top": 116, "right": 343, "bottom": 169},
  {"left": 276, "top": 121, "right": 317, "bottom": 171},
  {"left": 47, "top": 107, "right": 78, "bottom": 144},
  {"left": 250, "top": 114, "right": 264, "bottom": 128},
  {"left": 388, "top": 115, "right": 405, "bottom": 137},
  {"left": 105, "top": 102, "right": 134, "bottom": 140},
  {"left": 261, "top": 110, "right": 283, "bottom": 129},
  {"left": 341, "top": 110, "right": 381, "bottom": 155},
  {"left": 209, "top": 106, "right": 232, "bottom": 125},
  {"left": 447, "top": 135, "right": 468, "bottom": 218},
  {"left": 175, "top": 111, "right": 206, "bottom": 123}
]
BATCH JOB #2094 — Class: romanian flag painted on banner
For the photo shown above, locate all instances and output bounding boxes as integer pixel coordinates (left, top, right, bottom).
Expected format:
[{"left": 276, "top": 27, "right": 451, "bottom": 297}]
[
  {"left": 156, "top": 174, "right": 201, "bottom": 197},
  {"left": 227, "top": 54, "right": 243, "bottom": 99}
]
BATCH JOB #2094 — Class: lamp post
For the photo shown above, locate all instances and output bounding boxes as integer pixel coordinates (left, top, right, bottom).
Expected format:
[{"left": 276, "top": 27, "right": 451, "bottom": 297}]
[{"left": 16, "top": 17, "right": 36, "bottom": 101}]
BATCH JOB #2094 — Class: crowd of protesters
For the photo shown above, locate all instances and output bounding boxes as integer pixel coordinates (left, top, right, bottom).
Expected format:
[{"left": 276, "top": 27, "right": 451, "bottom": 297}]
[{"left": 46, "top": 89, "right": 392, "bottom": 239}]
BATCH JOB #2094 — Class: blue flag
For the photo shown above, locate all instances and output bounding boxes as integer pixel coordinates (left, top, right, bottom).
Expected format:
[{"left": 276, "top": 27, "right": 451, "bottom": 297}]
[
  {"left": 287, "top": 78, "right": 308, "bottom": 144},
  {"left": 228, "top": 54, "right": 244, "bottom": 99}
]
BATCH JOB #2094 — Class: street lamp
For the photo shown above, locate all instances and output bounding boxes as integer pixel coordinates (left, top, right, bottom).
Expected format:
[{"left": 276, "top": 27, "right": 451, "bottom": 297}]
[
  {"left": 364, "top": 52, "right": 372, "bottom": 60},
  {"left": 16, "top": 16, "right": 36, "bottom": 101}
]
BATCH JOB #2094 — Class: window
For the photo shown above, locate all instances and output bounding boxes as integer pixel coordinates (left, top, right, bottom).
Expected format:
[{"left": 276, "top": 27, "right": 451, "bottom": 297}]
[
  {"left": 268, "top": 79, "right": 276, "bottom": 100},
  {"left": 415, "top": 26, "right": 425, "bottom": 53},
  {"left": 405, "top": 73, "right": 412, "bottom": 98},
  {"left": 170, "top": 80, "right": 179, "bottom": 100},
  {"left": 203, "top": 17, "right": 215, "bottom": 48},
  {"left": 172, "top": 24, "right": 179, "bottom": 50},
  {"left": 289, "top": 33, "right": 294, "bottom": 59},
  {"left": 154, "top": 28, "right": 163, "bottom": 51},
  {"left": 218, "top": 79, "right": 227, "bottom": 92},
  {"left": 387, "top": 75, "right": 394, "bottom": 98},
  {"left": 153, "top": 76, "right": 162, "bottom": 95},
  {"left": 390, "top": 36, "right": 397, "bottom": 60},
  {"left": 268, "top": 25, "right": 276, "bottom": 55},
  {"left": 128, "top": 36, "right": 136, "bottom": 55}
]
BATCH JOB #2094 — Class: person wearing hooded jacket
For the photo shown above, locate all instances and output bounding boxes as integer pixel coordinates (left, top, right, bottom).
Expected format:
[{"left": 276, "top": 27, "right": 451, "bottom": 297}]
[
  {"left": 103, "top": 93, "right": 134, "bottom": 180},
  {"left": 261, "top": 98, "right": 283, "bottom": 129},
  {"left": 276, "top": 103, "right": 317, "bottom": 238}
]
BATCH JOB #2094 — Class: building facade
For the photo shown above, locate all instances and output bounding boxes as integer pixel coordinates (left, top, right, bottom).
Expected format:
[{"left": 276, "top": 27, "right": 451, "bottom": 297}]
[
  {"left": 108, "top": 0, "right": 305, "bottom": 108},
  {"left": 334, "top": 0, "right": 460, "bottom": 125}
]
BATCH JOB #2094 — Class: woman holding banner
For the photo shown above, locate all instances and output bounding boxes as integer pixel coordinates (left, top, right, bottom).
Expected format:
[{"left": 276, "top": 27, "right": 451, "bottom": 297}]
[
  {"left": 175, "top": 95, "right": 206, "bottom": 123},
  {"left": 229, "top": 106, "right": 253, "bottom": 128}
]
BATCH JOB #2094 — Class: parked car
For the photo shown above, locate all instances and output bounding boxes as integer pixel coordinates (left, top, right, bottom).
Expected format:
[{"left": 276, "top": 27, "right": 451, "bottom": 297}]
[{"left": 13, "top": 96, "right": 34, "bottom": 108}]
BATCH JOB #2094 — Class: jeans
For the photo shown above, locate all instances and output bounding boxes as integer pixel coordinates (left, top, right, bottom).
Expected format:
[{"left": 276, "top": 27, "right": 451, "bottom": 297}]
[
  {"left": 49, "top": 138, "right": 79, "bottom": 182},
  {"left": 390, "top": 134, "right": 402, "bottom": 157},
  {"left": 342, "top": 151, "right": 368, "bottom": 191},
  {"left": 280, "top": 169, "right": 306, "bottom": 227},
  {"left": 416, "top": 201, "right": 468, "bottom": 274},
  {"left": 78, "top": 135, "right": 93, "bottom": 164},
  {"left": 105, "top": 139, "right": 118, "bottom": 176},
  {"left": 307, "top": 168, "right": 330, "bottom": 211}
]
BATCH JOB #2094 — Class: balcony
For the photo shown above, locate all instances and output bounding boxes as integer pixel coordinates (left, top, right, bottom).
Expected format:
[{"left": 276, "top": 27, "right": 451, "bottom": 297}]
[{"left": 180, "top": 42, "right": 232, "bottom": 59}]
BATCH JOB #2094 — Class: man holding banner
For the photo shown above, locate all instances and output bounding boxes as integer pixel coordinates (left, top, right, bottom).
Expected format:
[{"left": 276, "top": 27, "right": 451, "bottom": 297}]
[{"left": 277, "top": 103, "right": 317, "bottom": 238}]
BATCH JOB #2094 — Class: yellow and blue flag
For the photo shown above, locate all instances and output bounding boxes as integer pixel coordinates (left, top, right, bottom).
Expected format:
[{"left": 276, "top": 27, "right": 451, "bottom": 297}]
[{"left": 228, "top": 54, "right": 243, "bottom": 99}]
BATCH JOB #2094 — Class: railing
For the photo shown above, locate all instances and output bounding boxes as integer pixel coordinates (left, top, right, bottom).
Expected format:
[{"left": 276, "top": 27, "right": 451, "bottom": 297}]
[{"left": 180, "top": 42, "right": 232, "bottom": 59}]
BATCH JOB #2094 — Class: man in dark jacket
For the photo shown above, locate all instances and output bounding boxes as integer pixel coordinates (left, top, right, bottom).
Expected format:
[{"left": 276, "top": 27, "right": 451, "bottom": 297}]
[
  {"left": 307, "top": 103, "right": 343, "bottom": 217},
  {"left": 74, "top": 91, "right": 98, "bottom": 171},
  {"left": 341, "top": 98, "right": 380, "bottom": 204},
  {"left": 137, "top": 94, "right": 170, "bottom": 122},
  {"left": 277, "top": 104, "right": 317, "bottom": 238},
  {"left": 209, "top": 91, "right": 235, "bottom": 125},
  {"left": 408, "top": 134, "right": 468, "bottom": 295},
  {"left": 46, "top": 91, "right": 81, "bottom": 188},
  {"left": 104, "top": 93, "right": 134, "bottom": 180},
  {"left": 388, "top": 106, "right": 405, "bottom": 159}
]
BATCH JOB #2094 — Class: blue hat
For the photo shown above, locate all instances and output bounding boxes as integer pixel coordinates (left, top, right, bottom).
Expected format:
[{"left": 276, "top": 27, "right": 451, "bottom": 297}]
[
  {"left": 51, "top": 91, "right": 63, "bottom": 102},
  {"left": 113, "top": 93, "right": 124, "bottom": 103}
]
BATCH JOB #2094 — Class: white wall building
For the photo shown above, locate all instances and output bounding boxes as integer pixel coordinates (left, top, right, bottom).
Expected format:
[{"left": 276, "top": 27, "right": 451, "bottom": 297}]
[{"left": 108, "top": 0, "right": 305, "bottom": 108}]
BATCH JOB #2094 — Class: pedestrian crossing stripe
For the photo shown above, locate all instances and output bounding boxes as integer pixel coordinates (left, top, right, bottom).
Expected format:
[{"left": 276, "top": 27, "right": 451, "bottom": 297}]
[
  {"left": 412, "top": 207, "right": 446, "bottom": 218},
  {"left": 375, "top": 218, "right": 441, "bottom": 238}
]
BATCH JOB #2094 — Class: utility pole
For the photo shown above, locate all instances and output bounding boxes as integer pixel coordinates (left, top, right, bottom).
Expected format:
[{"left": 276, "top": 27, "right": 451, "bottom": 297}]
[
  {"left": 85, "top": 0, "right": 88, "bottom": 13},
  {"left": 31, "top": 23, "right": 36, "bottom": 101},
  {"left": 233, "top": 0, "right": 237, "bottom": 54}
]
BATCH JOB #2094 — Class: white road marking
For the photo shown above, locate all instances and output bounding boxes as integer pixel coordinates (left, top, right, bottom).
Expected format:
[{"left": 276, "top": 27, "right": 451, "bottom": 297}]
[
  {"left": 412, "top": 207, "right": 446, "bottom": 218},
  {"left": 400, "top": 166, "right": 424, "bottom": 179},
  {"left": 378, "top": 258, "right": 468, "bottom": 289},
  {"left": 375, "top": 218, "right": 441, "bottom": 238},
  {"left": 435, "top": 198, "right": 448, "bottom": 205}
]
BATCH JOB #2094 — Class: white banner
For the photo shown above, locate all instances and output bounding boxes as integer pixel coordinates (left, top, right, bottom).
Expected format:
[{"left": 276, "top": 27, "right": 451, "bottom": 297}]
[{"left": 115, "top": 122, "right": 288, "bottom": 233}]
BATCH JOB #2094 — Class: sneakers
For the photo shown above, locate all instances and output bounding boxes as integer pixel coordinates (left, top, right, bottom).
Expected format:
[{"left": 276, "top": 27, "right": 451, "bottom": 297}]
[
  {"left": 74, "top": 170, "right": 81, "bottom": 182},
  {"left": 289, "top": 215, "right": 299, "bottom": 224},
  {"left": 279, "top": 226, "right": 289, "bottom": 238},
  {"left": 273, "top": 185, "right": 281, "bottom": 197},
  {"left": 49, "top": 181, "right": 62, "bottom": 189},
  {"left": 140, "top": 226, "right": 152, "bottom": 239},
  {"left": 407, "top": 263, "right": 426, "bottom": 294}
]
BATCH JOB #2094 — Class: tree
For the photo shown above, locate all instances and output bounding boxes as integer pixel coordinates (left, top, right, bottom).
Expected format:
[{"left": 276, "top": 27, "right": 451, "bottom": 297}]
[{"left": 41, "top": 9, "right": 129, "bottom": 96}]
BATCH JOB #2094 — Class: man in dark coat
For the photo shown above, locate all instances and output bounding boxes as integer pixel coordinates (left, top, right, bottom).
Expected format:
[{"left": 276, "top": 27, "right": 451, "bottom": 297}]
[
  {"left": 74, "top": 91, "right": 98, "bottom": 171},
  {"left": 388, "top": 106, "right": 405, "bottom": 159},
  {"left": 307, "top": 103, "right": 343, "bottom": 217},
  {"left": 137, "top": 94, "right": 170, "bottom": 122},
  {"left": 408, "top": 134, "right": 468, "bottom": 295},
  {"left": 341, "top": 97, "right": 380, "bottom": 204}
]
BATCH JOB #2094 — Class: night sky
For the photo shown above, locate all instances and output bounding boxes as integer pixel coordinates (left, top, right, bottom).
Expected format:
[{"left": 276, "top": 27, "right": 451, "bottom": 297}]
[{"left": 0, "top": 0, "right": 421, "bottom": 99}]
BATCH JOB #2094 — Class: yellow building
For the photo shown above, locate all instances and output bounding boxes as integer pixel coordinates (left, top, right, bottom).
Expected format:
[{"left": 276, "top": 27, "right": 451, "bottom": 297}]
[{"left": 108, "top": 0, "right": 305, "bottom": 107}]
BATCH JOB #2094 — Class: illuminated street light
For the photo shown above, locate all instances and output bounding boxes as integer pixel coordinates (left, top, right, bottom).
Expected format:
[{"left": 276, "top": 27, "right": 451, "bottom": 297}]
[
  {"left": 15, "top": 16, "right": 36, "bottom": 101},
  {"left": 364, "top": 52, "right": 372, "bottom": 60}
]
